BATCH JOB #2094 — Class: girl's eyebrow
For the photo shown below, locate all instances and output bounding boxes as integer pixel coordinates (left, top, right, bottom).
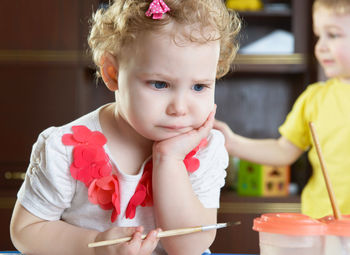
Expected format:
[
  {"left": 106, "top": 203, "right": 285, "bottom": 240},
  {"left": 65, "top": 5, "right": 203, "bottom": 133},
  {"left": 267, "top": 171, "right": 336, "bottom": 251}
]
[
  {"left": 139, "top": 72, "right": 215, "bottom": 84},
  {"left": 192, "top": 79, "right": 215, "bottom": 84},
  {"left": 139, "top": 72, "right": 175, "bottom": 81}
]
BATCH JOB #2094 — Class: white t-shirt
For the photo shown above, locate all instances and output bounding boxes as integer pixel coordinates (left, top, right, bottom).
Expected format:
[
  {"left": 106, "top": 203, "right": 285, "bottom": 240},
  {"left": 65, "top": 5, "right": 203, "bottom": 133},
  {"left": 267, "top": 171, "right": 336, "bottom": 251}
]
[{"left": 17, "top": 105, "right": 228, "bottom": 254}]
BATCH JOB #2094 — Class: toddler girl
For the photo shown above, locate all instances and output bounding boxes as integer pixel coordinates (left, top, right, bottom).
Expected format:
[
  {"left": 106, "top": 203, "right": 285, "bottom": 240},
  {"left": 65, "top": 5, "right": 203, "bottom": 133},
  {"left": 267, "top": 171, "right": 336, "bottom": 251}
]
[{"left": 10, "top": 0, "right": 241, "bottom": 254}]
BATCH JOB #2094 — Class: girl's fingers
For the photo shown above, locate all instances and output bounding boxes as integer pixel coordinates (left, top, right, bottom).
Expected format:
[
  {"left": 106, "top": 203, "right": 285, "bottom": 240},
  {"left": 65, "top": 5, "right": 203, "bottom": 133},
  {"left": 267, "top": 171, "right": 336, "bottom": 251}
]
[
  {"left": 192, "top": 104, "right": 217, "bottom": 137},
  {"left": 122, "top": 230, "right": 142, "bottom": 252},
  {"left": 140, "top": 229, "right": 160, "bottom": 254}
]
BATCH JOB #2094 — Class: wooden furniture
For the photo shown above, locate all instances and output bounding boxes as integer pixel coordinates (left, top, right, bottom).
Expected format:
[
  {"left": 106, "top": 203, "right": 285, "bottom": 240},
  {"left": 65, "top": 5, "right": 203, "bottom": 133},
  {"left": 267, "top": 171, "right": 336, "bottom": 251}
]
[
  {"left": 0, "top": 0, "right": 110, "bottom": 249},
  {"left": 0, "top": 0, "right": 315, "bottom": 251},
  {"left": 211, "top": 190, "right": 301, "bottom": 254},
  {"left": 215, "top": 0, "right": 315, "bottom": 140},
  {"left": 215, "top": 0, "right": 315, "bottom": 199}
]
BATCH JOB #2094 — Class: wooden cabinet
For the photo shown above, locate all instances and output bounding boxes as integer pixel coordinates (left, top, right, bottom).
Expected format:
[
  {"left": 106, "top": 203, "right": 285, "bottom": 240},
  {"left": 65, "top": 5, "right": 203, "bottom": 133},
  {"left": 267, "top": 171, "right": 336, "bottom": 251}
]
[
  {"left": 215, "top": 0, "right": 314, "bottom": 189},
  {"left": 0, "top": 0, "right": 111, "bottom": 249},
  {"left": 215, "top": 0, "right": 315, "bottom": 139}
]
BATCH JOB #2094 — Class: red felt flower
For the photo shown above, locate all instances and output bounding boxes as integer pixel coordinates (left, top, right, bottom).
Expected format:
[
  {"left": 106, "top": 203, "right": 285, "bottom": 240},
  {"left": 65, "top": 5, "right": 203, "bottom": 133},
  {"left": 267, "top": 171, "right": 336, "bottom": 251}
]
[
  {"left": 125, "top": 160, "right": 153, "bottom": 219},
  {"left": 88, "top": 175, "right": 120, "bottom": 222},
  {"left": 125, "top": 185, "right": 147, "bottom": 219},
  {"left": 62, "top": 125, "right": 107, "bottom": 147},
  {"left": 140, "top": 161, "right": 153, "bottom": 207},
  {"left": 70, "top": 144, "right": 112, "bottom": 186},
  {"left": 62, "top": 125, "right": 207, "bottom": 223},
  {"left": 183, "top": 138, "right": 208, "bottom": 173}
]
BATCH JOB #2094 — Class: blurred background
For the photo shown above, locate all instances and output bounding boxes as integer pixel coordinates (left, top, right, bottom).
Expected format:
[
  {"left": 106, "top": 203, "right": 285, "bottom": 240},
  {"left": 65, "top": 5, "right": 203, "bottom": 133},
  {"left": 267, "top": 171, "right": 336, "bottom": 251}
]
[{"left": 0, "top": 0, "right": 320, "bottom": 253}]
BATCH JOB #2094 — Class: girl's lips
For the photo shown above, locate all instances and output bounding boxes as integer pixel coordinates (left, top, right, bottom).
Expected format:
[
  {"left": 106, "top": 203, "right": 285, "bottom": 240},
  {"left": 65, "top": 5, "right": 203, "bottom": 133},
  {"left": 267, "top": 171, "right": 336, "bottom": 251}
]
[
  {"left": 158, "top": 125, "right": 192, "bottom": 133},
  {"left": 160, "top": 125, "right": 187, "bottom": 130}
]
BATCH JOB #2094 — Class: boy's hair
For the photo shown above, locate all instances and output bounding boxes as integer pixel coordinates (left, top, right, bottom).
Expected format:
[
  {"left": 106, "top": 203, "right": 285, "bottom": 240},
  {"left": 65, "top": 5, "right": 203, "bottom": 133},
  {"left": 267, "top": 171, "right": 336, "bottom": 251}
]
[
  {"left": 313, "top": 0, "right": 350, "bottom": 14},
  {"left": 88, "top": 0, "right": 241, "bottom": 79}
]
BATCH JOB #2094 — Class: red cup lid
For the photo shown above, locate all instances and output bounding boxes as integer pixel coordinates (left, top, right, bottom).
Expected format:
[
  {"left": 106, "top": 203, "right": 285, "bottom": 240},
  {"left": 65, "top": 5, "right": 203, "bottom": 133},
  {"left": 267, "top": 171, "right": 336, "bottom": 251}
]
[
  {"left": 253, "top": 213, "right": 326, "bottom": 235},
  {"left": 319, "top": 215, "right": 350, "bottom": 237}
]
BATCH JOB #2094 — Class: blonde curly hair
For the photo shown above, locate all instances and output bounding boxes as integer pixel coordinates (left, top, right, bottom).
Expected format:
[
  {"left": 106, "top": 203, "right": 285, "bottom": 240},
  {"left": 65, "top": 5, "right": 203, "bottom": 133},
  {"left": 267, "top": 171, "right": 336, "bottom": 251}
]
[
  {"left": 313, "top": 0, "right": 350, "bottom": 14},
  {"left": 88, "top": 0, "right": 241, "bottom": 79}
]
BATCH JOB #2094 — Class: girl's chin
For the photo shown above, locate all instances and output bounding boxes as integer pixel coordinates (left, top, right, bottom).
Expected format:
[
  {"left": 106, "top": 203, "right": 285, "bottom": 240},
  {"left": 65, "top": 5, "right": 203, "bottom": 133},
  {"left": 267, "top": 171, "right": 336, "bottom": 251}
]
[{"left": 151, "top": 130, "right": 192, "bottom": 142}]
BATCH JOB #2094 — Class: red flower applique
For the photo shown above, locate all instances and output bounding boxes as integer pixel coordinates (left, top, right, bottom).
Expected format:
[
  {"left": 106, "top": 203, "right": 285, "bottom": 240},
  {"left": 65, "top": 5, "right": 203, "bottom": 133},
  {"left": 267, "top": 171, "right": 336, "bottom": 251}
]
[
  {"left": 62, "top": 125, "right": 208, "bottom": 222},
  {"left": 126, "top": 160, "right": 153, "bottom": 219},
  {"left": 70, "top": 145, "right": 111, "bottom": 186},
  {"left": 184, "top": 138, "right": 208, "bottom": 173},
  {"left": 62, "top": 125, "right": 107, "bottom": 147},
  {"left": 62, "top": 126, "right": 111, "bottom": 187},
  {"left": 88, "top": 175, "right": 120, "bottom": 222},
  {"left": 62, "top": 126, "right": 117, "bottom": 221}
]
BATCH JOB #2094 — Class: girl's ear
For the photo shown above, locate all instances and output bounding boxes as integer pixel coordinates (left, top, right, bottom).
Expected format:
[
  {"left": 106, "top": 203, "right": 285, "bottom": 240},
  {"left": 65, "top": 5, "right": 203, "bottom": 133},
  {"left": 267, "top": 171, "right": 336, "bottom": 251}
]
[{"left": 100, "top": 53, "right": 119, "bottom": 91}]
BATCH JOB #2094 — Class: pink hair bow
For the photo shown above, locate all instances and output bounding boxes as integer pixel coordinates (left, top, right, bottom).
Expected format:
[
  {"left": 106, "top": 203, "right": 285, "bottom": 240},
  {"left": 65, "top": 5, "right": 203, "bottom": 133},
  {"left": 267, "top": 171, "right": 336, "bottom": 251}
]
[{"left": 145, "top": 0, "right": 170, "bottom": 19}]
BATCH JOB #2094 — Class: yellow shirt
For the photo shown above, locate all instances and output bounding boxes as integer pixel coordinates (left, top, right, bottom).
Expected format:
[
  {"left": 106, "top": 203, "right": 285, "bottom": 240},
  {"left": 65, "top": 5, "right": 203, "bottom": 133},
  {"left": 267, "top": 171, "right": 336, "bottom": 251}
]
[{"left": 279, "top": 78, "right": 350, "bottom": 218}]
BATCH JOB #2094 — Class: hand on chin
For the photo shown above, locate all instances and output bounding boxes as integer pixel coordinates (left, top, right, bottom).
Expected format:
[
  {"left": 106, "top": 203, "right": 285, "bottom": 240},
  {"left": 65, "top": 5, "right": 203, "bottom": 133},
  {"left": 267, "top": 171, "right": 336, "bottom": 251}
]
[{"left": 152, "top": 107, "right": 216, "bottom": 162}]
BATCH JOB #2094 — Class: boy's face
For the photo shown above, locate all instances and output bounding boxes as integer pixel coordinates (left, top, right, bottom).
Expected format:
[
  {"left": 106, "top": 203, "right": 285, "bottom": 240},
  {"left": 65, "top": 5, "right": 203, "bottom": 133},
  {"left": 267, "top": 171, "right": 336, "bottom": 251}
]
[
  {"left": 313, "top": 7, "right": 350, "bottom": 83},
  {"left": 114, "top": 22, "right": 219, "bottom": 141}
]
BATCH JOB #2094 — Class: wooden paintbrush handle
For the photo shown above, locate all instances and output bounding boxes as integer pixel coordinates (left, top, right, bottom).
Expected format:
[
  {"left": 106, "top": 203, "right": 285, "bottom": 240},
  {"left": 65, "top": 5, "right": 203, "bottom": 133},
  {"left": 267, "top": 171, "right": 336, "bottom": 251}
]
[
  {"left": 309, "top": 122, "right": 342, "bottom": 220},
  {"left": 88, "top": 226, "right": 203, "bottom": 248}
]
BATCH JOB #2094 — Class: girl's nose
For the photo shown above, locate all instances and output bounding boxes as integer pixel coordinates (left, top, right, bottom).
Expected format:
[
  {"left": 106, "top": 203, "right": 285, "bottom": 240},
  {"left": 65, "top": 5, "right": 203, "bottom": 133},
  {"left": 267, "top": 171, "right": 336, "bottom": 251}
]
[{"left": 166, "top": 95, "right": 187, "bottom": 116}]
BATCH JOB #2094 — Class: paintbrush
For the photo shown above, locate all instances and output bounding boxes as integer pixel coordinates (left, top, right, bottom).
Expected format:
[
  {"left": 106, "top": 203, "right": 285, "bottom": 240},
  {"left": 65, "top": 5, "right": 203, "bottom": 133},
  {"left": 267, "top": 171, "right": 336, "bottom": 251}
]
[
  {"left": 88, "top": 221, "right": 241, "bottom": 248},
  {"left": 309, "top": 122, "right": 342, "bottom": 220}
]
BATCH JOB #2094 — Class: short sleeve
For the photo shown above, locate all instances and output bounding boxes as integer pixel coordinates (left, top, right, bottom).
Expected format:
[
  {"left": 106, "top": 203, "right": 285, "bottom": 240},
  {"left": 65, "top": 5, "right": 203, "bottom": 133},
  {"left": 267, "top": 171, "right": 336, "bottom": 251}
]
[
  {"left": 189, "top": 129, "right": 228, "bottom": 208},
  {"left": 278, "top": 84, "right": 317, "bottom": 150},
  {"left": 17, "top": 127, "right": 76, "bottom": 221}
]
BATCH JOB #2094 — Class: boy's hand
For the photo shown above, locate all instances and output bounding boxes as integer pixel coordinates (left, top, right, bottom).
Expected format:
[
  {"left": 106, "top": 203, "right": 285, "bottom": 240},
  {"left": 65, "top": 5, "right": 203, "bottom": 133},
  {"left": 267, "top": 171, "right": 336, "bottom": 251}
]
[
  {"left": 94, "top": 226, "right": 160, "bottom": 255},
  {"left": 152, "top": 105, "right": 216, "bottom": 162},
  {"left": 213, "top": 119, "right": 236, "bottom": 155}
]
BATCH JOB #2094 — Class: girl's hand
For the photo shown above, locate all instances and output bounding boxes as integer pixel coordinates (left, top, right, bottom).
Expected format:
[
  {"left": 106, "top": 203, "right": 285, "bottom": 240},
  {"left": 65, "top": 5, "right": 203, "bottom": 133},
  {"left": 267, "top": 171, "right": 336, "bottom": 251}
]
[
  {"left": 94, "top": 226, "right": 160, "bottom": 255},
  {"left": 153, "top": 105, "right": 216, "bottom": 162}
]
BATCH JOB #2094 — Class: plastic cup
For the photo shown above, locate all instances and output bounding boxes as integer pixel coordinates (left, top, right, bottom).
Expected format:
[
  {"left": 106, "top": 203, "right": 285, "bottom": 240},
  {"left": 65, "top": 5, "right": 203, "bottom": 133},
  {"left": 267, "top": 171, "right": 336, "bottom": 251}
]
[
  {"left": 253, "top": 213, "right": 325, "bottom": 255},
  {"left": 319, "top": 215, "right": 350, "bottom": 255}
]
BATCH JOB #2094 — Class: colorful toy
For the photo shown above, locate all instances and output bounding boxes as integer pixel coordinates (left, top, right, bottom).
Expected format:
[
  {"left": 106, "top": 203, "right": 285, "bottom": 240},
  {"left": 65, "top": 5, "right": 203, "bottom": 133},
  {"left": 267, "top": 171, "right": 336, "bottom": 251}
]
[
  {"left": 237, "top": 159, "right": 290, "bottom": 196},
  {"left": 226, "top": 0, "right": 263, "bottom": 11}
]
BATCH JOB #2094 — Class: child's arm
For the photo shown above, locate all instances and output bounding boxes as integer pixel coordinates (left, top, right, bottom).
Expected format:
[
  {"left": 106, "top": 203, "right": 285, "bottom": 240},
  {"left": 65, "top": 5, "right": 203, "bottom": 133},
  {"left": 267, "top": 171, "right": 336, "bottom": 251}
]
[
  {"left": 151, "top": 110, "right": 218, "bottom": 255},
  {"left": 214, "top": 119, "right": 303, "bottom": 166},
  {"left": 10, "top": 201, "right": 159, "bottom": 255}
]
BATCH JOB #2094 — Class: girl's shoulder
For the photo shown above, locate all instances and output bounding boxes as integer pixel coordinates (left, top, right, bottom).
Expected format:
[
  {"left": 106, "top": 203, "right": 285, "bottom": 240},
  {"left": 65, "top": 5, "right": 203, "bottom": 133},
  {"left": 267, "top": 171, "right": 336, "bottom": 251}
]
[
  {"left": 206, "top": 129, "right": 226, "bottom": 150},
  {"left": 193, "top": 129, "right": 228, "bottom": 173},
  {"left": 189, "top": 129, "right": 228, "bottom": 204},
  {"left": 196, "top": 129, "right": 226, "bottom": 157}
]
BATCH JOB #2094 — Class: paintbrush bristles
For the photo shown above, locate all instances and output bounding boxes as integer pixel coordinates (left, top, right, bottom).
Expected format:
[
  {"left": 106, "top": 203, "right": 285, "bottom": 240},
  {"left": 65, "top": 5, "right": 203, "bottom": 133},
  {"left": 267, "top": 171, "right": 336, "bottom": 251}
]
[{"left": 227, "top": 221, "right": 241, "bottom": 227}]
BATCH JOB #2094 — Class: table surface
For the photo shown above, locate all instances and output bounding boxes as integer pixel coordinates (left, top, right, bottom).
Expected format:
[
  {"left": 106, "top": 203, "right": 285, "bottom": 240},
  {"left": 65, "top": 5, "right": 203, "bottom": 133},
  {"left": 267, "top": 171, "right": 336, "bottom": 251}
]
[{"left": 1, "top": 252, "right": 257, "bottom": 255}]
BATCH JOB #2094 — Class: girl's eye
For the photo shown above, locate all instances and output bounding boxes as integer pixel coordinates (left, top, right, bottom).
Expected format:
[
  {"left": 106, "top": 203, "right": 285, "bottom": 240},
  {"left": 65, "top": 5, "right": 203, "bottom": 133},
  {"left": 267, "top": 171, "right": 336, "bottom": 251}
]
[
  {"left": 193, "top": 84, "right": 205, "bottom": 92},
  {"left": 150, "top": 81, "right": 167, "bottom": 89}
]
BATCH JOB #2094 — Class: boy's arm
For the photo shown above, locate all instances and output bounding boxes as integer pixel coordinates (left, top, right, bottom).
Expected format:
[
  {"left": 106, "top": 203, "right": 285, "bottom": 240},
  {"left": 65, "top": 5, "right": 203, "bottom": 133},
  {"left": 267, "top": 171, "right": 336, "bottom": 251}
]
[
  {"left": 10, "top": 201, "right": 99, "bottom": 255},
  {"left": 214, "top": 119, "right": 303, "bottom": 166}
]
